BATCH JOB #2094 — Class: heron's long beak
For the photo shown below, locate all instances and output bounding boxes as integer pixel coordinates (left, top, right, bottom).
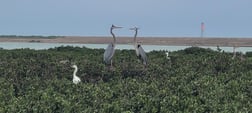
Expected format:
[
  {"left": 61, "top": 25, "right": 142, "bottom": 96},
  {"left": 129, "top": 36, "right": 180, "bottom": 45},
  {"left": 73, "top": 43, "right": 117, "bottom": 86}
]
[
  {"left": 115, "top": 26, "right": 123, "bottom": 29},
  {"left": 112, "top": 24, "right": 123, "bottom": 29},
  {"left": 129, "top": 27, "right": 139, "bottom": 30}
]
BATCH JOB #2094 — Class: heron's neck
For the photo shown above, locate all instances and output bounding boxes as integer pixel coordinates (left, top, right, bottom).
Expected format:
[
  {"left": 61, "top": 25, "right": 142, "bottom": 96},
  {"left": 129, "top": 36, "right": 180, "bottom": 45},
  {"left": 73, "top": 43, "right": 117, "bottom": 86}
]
[
  {"left": 134, "top": 30, "right": 138, "bottom": 46},
  {"left": 110, "top": 28, "right": 116, "bottom": 44},
  {"left": 73, "top": 67, "right": 78, "bottom": 77}
]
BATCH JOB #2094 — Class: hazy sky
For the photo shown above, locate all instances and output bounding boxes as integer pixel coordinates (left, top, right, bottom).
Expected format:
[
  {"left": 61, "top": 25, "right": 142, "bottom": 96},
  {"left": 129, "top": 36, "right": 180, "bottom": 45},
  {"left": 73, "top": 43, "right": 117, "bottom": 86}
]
[{"left": 0, "top": 0, "right": 251, "bottom": 37}]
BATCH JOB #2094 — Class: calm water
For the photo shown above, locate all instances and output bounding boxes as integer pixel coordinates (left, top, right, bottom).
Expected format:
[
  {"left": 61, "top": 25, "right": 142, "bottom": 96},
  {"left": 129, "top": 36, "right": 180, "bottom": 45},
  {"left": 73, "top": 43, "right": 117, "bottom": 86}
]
[{"left": 1, "top": 42, "right": 252, "bottom": 53}]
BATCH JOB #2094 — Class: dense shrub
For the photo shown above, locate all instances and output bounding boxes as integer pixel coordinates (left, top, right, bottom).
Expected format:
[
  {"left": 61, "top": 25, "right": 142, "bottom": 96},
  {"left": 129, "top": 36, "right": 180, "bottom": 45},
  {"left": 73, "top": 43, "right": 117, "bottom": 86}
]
[
  {"left": 246, "top": 51, "right": 252, "bottom": 57},
  {"left": 0, "top": 46, "right": 251, "bottom": 112}
]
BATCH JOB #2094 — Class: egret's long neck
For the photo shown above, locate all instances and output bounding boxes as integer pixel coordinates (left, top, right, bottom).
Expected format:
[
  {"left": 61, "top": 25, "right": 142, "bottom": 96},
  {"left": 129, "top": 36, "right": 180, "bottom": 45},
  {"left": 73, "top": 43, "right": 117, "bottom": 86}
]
[
  {"left": 73, "top": 67, "right": 78, "bottom": 77},
  {"left": 134, "top": 30, "right": 138, "bottom": 46},
  {"left": 110, "top": 28, "right": 116, "bottom": 45}
]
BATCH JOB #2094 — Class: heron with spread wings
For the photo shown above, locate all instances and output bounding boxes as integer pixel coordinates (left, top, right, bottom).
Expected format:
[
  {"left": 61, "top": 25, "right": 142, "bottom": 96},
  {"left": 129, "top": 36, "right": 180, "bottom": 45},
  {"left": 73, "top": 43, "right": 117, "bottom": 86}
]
[
  {"left": 103, "top": 24, "right": 122, "bottom": 68},
  {"left": 130, "top": 27, "right": 148, "bottom": 67}
]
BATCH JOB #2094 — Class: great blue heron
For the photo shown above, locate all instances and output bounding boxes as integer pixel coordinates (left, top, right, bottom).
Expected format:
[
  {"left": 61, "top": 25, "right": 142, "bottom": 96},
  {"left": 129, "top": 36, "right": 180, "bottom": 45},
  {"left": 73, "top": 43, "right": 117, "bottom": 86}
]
[
  {"left": 103, "top": 24, "right": 122, "bottom": 68},
  {"left": 130, "top": 27, "right": 148, "bottom": 67},
  {"left": 71, "top": 65, "right": 81, "bottom": 84}
]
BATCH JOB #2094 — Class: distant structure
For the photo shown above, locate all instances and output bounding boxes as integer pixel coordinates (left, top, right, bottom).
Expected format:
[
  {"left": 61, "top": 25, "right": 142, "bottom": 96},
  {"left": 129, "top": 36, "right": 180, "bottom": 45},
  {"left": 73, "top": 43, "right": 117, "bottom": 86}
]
[{"left": 201, "top": 22, "right": 205, "bottom": 38}]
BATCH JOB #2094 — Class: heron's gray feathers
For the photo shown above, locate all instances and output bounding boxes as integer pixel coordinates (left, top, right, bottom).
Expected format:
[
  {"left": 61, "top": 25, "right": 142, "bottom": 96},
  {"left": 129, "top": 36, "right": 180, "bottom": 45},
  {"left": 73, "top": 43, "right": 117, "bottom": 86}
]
[
  {"left": 137, "top": 46, "right": 147, "bottom": 65},
  {"left": 134, "top": 44, "right": 140, "bottom": 56},
  {"left": 103, "top": 43, "right": 115, "bottom": 64}
]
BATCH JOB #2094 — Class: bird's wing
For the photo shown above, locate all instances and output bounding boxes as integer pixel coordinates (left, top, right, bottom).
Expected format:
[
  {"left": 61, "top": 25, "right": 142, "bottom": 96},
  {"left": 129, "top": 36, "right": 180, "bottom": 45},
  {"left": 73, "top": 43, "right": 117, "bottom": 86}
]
[
  {"left": 103, "top": 43, "right": 115, "bottom": 63},
  {"left": 138, "top": 46, "right": 147, "bottom": 65},
  {"left": 134, "top": 45, "right": 140, "bottom": 56}
]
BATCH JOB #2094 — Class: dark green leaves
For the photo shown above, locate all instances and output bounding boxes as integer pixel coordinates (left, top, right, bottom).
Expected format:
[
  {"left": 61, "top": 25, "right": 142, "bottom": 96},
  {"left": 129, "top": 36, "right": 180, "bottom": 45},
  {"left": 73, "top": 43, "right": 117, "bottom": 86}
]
[{"left": 0, "top": 46, "right": 251, "bottom": 112}]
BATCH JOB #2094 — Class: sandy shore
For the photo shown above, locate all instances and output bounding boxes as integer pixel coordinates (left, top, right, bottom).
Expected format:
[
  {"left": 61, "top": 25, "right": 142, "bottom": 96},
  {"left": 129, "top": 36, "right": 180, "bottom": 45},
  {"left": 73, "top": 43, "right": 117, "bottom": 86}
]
[{"left": 0, "top": 36, "right": 252, "bottom": 47}]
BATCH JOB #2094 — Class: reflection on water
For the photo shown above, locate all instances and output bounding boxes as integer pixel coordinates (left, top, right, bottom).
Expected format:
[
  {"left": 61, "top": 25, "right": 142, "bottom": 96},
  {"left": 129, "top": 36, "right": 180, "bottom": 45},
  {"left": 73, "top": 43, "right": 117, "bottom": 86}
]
[{"left": 0, "top": 42, "right": 252, "bottom": 53}]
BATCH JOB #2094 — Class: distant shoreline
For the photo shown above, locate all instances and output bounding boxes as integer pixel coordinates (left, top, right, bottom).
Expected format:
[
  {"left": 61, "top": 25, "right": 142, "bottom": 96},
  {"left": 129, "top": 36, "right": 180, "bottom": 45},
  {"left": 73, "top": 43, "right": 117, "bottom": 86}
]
[{"left": 0, "top": 36, "right": 252, "bottom": 47}]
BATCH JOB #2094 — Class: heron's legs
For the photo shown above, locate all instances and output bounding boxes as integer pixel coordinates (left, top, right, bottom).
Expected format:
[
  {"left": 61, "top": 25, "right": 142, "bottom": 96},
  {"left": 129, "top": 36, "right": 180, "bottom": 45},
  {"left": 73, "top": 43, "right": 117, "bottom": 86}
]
[{"left": 108, "top": 60, "right": 115, "bottom": 71}]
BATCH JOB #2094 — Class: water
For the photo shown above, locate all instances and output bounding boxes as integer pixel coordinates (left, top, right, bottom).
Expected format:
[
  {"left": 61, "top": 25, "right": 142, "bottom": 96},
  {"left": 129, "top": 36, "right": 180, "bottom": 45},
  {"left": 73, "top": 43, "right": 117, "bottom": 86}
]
[{"left": 0, "top": 42, "right": 252, "bottom": 53}]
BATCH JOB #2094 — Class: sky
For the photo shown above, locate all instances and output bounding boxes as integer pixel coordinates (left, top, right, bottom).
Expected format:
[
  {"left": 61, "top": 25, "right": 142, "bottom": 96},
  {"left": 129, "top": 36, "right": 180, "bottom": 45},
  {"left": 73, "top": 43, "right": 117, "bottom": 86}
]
[{"left": 0, "top": 0, "right": 251, "bottom": 37}]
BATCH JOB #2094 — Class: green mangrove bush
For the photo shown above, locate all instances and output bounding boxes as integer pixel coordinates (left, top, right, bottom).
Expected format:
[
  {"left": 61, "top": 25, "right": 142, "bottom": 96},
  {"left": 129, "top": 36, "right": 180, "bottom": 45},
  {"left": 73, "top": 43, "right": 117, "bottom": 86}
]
[{"left": 0, "top": 46, "right": 251, "bottom": 112}]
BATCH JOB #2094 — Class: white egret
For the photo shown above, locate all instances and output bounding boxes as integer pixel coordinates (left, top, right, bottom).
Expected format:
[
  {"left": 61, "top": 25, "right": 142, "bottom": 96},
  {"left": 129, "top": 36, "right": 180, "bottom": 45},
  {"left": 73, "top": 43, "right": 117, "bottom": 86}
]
[
  {"left": 166, "top": 51, "right": 170, "bottom": 59},
  {"left": 71, "top": 65, "right": 81, "bottom": 84}
]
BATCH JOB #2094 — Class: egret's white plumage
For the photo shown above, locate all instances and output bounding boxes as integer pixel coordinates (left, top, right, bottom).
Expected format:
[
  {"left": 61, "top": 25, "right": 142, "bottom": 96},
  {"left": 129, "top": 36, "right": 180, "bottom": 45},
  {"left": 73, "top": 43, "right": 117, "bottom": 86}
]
[
  {"left": 165, "top": 51, "right": 170, "bottom": 59},
  {"left": 165, "top": 52, "right": 169, "bottom": 57},
  {"left": 71, "top": 65, "right": 81, "bottom": 84}
]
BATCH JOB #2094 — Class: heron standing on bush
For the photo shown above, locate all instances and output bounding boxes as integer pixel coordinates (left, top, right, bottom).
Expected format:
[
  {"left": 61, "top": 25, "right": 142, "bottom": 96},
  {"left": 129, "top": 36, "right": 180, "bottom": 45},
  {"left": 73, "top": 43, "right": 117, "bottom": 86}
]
[
  {"left": 104, "top": 24, "right": 123, "bottom": 69},
  {"left": 71, "top": 65, "right": 81, "bottom": 84},
  {"left": 130, "top": 27, "right": 148, "bottom": 67}
]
